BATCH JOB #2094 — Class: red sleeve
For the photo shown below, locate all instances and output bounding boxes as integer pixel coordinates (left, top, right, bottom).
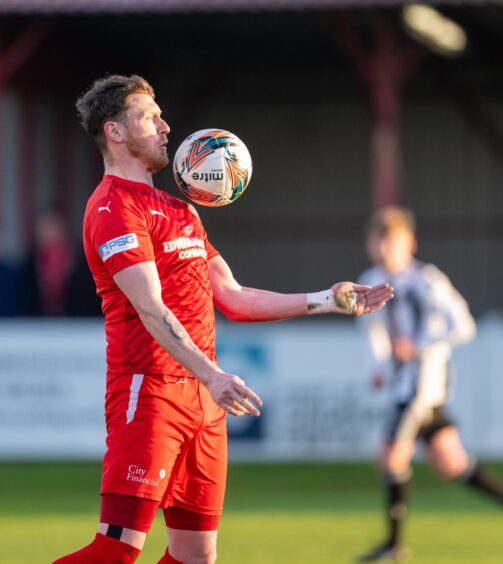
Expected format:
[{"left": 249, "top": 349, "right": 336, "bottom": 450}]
[
  {"left": 206, "top": 238, "right": 219, "bottom": 261},
  {"left": 89, "top": 189, "right": 154, "bottom": 276}
]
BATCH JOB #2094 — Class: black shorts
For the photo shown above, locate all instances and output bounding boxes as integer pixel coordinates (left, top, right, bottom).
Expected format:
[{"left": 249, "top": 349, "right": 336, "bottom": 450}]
[{"left": 386, "top": 403, "right": 455, "bottom": 444}]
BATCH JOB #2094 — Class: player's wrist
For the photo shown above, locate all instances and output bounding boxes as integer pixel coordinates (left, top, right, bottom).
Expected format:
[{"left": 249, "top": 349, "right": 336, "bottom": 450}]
[
  {"left": 306, "top": 288, "right": 357, "bottom": 315},
  {"left": 307, "top": 289, "right": 335, "bottom": 314},
  {"left": 202, "top": 363, "right": 227, "bottom": 385},
  {"left": 188, "top": 355, "right": 222, "bottom": 387}
]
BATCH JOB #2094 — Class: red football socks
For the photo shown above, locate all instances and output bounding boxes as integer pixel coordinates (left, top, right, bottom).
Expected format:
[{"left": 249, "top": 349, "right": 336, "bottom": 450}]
[
  {"left": 100, "top": 493, "right": 158, "bottom": 533},
  {"left": 163, "top": 506, "right": 220, "bottom": 531},
  {"left": 53, "top": 533, "right": 140, "bottom": 563},
  {"left": 157, "top": 549, "right": 184, "bottom": 563}
]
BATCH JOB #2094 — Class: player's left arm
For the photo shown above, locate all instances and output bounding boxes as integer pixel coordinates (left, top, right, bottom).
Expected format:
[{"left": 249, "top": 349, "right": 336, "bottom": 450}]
[
  {"left": 417, "top": 265, "right": 476, "bottom": 350},
  {"left": 208, "top": 255, "right": 393, "bottom": 322}
]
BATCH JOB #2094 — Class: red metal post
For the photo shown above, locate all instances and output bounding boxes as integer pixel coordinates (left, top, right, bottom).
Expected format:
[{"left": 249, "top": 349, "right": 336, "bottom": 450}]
[
  {"left": 0, "top": 21, "right": 50, "bottom": 248},
  {"left": 335, "top": 12, "right": 426, "bottom": 211}
]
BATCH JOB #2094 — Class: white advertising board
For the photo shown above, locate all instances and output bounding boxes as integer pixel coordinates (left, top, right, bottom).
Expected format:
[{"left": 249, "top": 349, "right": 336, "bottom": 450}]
[
  {"left": 0, "top": 320, "right": 106, "bottom": 459},
  {"left": 1, "top": 317, "right": 502, "bottom": 460}
]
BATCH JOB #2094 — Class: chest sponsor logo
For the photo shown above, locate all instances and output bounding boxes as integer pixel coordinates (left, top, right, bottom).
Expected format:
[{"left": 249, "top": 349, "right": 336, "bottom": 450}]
[
  {"left": 98, "top": 233, "right": 139, "bottom": 262},
  {"left": 163, "top": 237, "right": 207, "bottom": 260}
]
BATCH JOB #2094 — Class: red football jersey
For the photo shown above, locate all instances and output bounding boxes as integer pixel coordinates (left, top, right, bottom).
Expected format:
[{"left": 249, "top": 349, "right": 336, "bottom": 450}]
[{"left": 83, "top": 175, "right": 219, "bottom": 376}]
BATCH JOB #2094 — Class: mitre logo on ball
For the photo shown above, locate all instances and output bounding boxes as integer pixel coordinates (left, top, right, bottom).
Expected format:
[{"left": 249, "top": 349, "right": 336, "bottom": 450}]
[
  {"left": 173, "top": 128, "right": 253, "bottom": 207},
  {"left": 191, "top": 171, "right": 224, "bottom": 183}
]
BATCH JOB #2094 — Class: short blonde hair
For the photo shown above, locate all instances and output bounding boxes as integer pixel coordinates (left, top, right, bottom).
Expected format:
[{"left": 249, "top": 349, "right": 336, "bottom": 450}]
[
  {"left": 365, "top": 207, "right": 416, "bottom": 239},
  {"left": 76, "top": 74, "right": 155, "bottom": 154}
]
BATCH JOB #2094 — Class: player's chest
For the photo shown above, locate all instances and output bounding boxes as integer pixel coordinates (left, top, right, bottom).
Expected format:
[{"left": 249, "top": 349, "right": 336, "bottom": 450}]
[
  {"left": 147, "top": 203, "right": 207, "bottom": 266},
  {"left": 386, "top": 282, "right": 424, "bottom": 331}
]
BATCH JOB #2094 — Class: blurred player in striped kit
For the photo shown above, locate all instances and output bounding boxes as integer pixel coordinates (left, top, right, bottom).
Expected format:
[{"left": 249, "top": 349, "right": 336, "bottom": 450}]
[{"left": 358, "top": 207, "right": 503, "bottom": 562}]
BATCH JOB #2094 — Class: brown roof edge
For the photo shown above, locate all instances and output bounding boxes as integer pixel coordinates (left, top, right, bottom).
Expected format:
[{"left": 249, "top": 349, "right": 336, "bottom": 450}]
[{"left": 0, "top": 0, "right": 494, "bottom": 16}]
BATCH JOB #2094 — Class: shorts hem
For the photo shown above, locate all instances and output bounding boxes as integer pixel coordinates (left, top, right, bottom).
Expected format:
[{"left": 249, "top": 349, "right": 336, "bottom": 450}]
[
  {"left": 101, "top": 487, "right": 162, "bottom": 503},
  {"left": 160, "top": 498, "right": 223, "bottom": 516},
  {"left": 106, "top": 369, "right": 196, "bottom": 379}
]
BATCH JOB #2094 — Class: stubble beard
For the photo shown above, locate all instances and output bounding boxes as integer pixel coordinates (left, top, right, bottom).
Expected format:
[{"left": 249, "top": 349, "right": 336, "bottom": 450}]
[
  {"left": 151, "top": 150, "right": 170, "bottom": 174},
  {"left": 124, "top": 136, "right": 169, "bottom": 174}
]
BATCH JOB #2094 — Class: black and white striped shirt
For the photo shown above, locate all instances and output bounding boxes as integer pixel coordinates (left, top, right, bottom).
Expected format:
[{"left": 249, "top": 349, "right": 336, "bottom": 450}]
[{"left": 359, "top": 260, "right": 476, "bottom": 406}]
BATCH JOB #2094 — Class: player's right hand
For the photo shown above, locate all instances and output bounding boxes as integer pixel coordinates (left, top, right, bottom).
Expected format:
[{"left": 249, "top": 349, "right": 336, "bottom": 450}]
[{"left": 206, "top": 372, "right": 263, "bottom": 417}]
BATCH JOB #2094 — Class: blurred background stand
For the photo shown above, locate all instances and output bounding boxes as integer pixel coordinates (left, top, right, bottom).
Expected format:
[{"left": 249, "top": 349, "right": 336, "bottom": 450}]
[
  {"left": 0, "top": 2, "right": 502, "bottom": 312},
  {"left": 0, "top": 0, "right": 503, "bottom": 456}
]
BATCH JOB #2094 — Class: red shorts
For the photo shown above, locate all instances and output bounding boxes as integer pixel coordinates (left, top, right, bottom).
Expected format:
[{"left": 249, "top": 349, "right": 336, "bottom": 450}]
[{"left": 101, "top": 372, "right": 227, "bottom": 516}]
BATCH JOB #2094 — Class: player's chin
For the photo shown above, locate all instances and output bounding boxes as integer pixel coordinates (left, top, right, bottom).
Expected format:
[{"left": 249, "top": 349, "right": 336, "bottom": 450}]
[{"left": 151, "top": 153, "right": 170, "bottom": 173}]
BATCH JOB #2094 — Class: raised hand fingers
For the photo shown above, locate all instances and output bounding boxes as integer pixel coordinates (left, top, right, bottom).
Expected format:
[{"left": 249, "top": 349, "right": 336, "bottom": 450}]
[
  {"left": 363, "top": 288, "right": 394, "bottom": 313},
  {"left": 367, "top": 284, "right": 393, "bottom": 303},
  {"left": 352, "top": 283, "right": 394, "bottom": 315},
  {"left": 351, "top": 284, "right": 372, "bottom": 292}
]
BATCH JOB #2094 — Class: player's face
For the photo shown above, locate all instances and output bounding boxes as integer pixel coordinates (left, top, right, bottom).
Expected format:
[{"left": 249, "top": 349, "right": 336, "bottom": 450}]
[
  {"left": 367, "top": 228, "right": 416, "bottom": 274},
  {"left": 122, "top": 94, "right": 170, "bottom": 173}
]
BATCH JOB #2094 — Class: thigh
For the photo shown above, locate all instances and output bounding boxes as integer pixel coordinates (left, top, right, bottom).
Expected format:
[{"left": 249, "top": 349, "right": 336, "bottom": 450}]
[
  {"left": 380, "top": 404, "right": 425, "bottom": 473},
  {"left": 161, "top": 381, "right": 227, "bottom": 516},
  {"left": 102, "top": 372, "right": 201, "bottom": 503},
  {"left": 426, "top": 425, "right": 470, "bottom": 478},
  {"left": 386, "top": 402, "right": 430, "bottom": 445},
  {"left": 419, "top": 406, "right": 455, "bottom": 443},
  {"left": 379, "top": 440, "right": 416, "bottom": 474}
]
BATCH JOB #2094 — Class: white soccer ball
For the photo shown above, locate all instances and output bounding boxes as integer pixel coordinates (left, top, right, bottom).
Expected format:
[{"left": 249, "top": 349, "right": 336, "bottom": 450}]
[{"left": 173, "top": 128, "right": 253, "bottom": 207}]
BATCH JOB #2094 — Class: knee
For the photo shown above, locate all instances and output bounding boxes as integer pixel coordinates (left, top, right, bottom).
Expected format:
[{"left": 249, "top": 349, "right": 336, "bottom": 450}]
[
  {"left": 384, "top": 454, "right": 411, "bottom": 476},
  {"left": 387, "top": 461, "right": 410, "bottom": 476},
  {"left": 194, "top": 548, "right": 217, "bottom": 564},
  {"left": 378, "top": 444, "right": 413, "bottom": 476},
  {"left": 431, "top": 450, "right": 470, "bottom": 480},
  {"left": 435, "top": 458, "right": 468, "bottom": 480},
  {"left": 171, "top": 546, "right": 217, "bottom": 564}
]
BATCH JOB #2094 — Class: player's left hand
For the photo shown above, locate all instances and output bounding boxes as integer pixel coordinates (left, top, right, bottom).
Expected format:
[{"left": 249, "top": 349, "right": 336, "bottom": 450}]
[
  {"left": 205, "top": 370, "right": 263, "bottom": 417},
  {"left": 330, "top": 282, "right": 394, "bottom": 315}
]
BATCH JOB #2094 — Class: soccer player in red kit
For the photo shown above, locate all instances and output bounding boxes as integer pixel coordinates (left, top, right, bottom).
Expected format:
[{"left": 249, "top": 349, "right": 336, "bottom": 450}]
[{"left": 54, "top": 75, "right": 393, "bottom": 564}]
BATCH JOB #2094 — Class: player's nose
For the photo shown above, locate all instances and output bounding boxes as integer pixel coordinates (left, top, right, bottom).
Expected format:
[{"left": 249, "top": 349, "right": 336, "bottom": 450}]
[{"left": 158, "top": 118, "right": 170, "bottom": 135}]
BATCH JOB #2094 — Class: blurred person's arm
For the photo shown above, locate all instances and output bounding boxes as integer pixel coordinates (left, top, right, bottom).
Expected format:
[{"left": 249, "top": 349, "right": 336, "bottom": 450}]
[
  {"left": 366, "top": 317, "right": 393, "bottom": 389},
  {"left": 358, "top": 275, "right": 393, "bottom": 389},
  {"left": 356, "top": 269, "right": 393, "bottom": 389},
  {"left": 208, "top": 255, "right": 393, "bottom": 322},
  {"left": 416, "top": 264, "right": 476, "bottom": 353}
]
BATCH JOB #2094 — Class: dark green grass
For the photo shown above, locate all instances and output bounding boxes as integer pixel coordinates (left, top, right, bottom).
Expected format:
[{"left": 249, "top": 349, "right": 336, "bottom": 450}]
[{"left": 1, "top": 462, "right": 502, "bottom": 563}]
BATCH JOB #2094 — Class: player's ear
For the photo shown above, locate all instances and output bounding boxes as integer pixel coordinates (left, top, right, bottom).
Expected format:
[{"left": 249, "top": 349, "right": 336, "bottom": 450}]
[{"left": 103, "top": 121, "right": 124, "bottom": 144}]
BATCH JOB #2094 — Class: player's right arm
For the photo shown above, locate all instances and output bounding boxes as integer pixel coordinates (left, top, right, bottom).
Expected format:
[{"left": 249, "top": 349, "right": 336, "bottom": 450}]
[
  {"left": 113, "top": 261, "right": 262, "bottom": 417},
  {"left": 357, "top": 270, "right": 392, "bottom": 389}
]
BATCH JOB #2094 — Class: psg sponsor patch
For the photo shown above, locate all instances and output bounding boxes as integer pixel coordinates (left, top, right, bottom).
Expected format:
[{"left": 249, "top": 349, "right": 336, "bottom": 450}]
[{"left": 98, "top": 233, "right": 139, "bottom": 261}]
